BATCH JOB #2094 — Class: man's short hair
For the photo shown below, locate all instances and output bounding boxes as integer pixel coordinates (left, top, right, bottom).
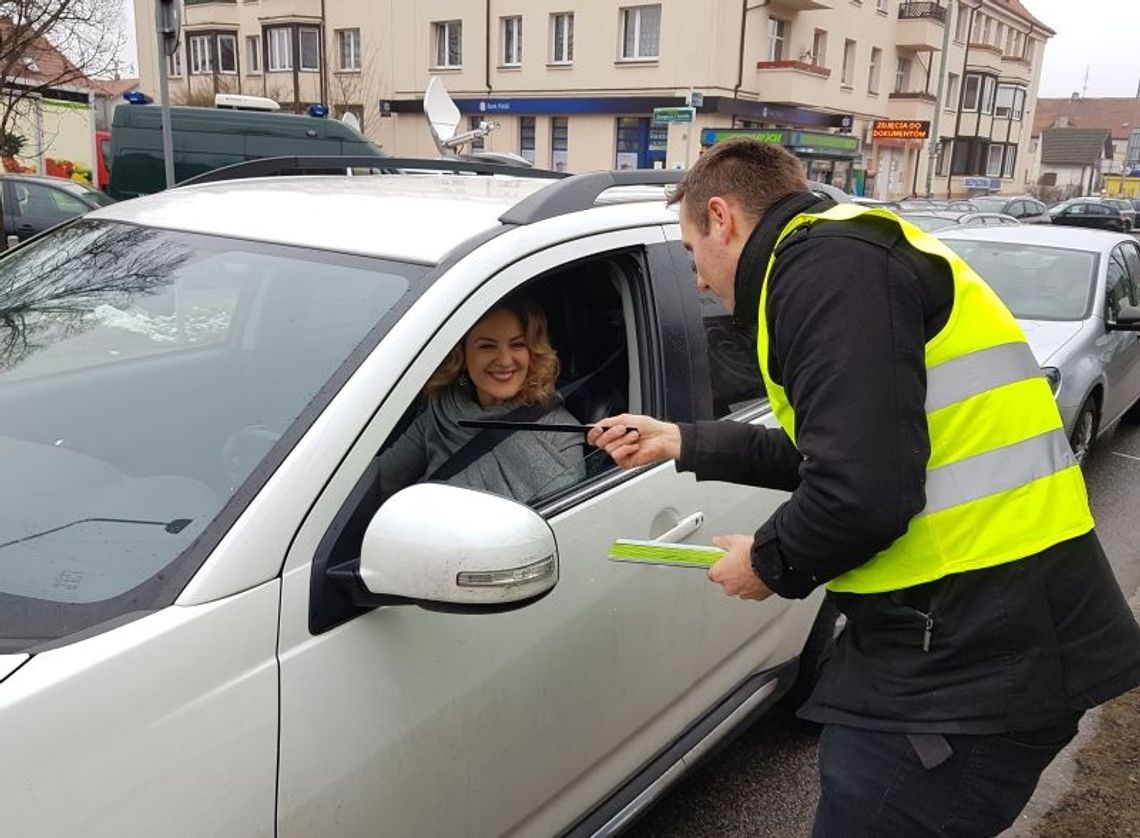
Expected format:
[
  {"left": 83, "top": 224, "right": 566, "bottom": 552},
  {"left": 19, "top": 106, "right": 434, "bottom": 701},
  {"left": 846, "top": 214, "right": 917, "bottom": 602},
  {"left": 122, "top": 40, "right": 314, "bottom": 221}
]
[{"left": 668, "top": 138, "right": 809, "bottom": 233}]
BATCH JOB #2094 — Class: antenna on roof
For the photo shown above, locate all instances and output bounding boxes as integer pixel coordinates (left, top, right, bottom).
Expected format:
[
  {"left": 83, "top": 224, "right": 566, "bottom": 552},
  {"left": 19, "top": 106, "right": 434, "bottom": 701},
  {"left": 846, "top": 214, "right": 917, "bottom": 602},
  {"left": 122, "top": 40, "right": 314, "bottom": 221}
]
[{"left": 1082, "top": 65, "right": 1090, "bottom": 99}]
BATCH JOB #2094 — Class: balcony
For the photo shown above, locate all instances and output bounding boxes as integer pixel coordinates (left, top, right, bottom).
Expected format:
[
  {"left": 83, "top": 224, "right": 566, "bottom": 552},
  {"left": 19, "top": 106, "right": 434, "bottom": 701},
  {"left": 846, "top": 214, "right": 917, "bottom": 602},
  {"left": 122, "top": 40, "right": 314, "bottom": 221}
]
[
  {"left": 768, "top": 0, "right": 833, "bottom": 12},
  {"left": 896, "top": 2, "right": 947, "bottom": 51},
  {"left": 1000, "top": 54, "right": 1032, "bottom": 83},
  {"left": 966, "top": 43, "right": 1004, "bottom": 75},
  {"left": 756, "top": 60, "right": 831, "bottom": 103},
  {"left": 887, "top": 91, "right": 936, "bottom": 122}
]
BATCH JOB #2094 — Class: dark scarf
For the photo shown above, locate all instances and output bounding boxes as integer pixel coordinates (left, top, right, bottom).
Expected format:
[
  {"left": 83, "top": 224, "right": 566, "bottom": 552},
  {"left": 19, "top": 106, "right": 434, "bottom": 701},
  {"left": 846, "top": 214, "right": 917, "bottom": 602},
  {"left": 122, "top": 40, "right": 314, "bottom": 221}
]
[{"left": 733, "top": 191, "right": 831, "bottom": 331}]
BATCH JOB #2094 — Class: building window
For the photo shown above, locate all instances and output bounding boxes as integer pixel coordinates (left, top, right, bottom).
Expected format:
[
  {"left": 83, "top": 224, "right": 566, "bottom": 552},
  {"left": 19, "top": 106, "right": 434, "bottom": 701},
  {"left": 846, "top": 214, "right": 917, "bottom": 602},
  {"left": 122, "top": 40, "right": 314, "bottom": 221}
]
[
  {"left": 894, "top": 56, "right": 911, "bottom": 93},
  {"left": 767, "top": 17, "right": 786, "bottom": 62},
  {"left": 876, "top": 0, "right": 889, "bottom": 12},
  {"left": 217, "top": 34, "right": 237, "bottom": 74},
  {"left": 468, "top": 116, "right": 485, "bottom": 151},
  {"left": 1002, "top": 145, "right": 1016, "bottom": 178},
  {"left": 985, "top": 143, "right": 1004, "bottom": 177},
  {"left": 167, "top": 46, "right": 183, "bottom": 77},
  {"left": 337, "top": 28, "right": 361, "bottom": 71},
  {"left": 1126, "top": 129, "right": 1140, "bottom": 166},
  {"left": 946, "top": 73, "right": 959, "bottom": 109},
  {"left": 994, "top": 85, "right": 1015, "bottom": 118},
  {"left": 299, "top": 27, "right": 320, "bottom": 71},
  {"left": 1012, "top": 88, "right": 1025, "bottom": 120},
  {"left": 868, "top": 47, "right": 881, "bottom": 94},
  {"left": 433, "top": 20, "right": 463, "bottom": 68},
  {"left": 936, "top": 138, "right": 952, "bottom": 176},
  {"left": 981, "top": 76, "right": 996, "bottom": 114},
  {"left": 841, "top": 39, "right": 856, "bottom": 87},
  {"left": 520, "top": 116, "right": 536, "bottom": 164},
  {"left": 551, "top": 13, "right": 574, "bottom": 63},
  {"left": 962, "top": 73, "right": 981, "bottom": 111},
  {"left": 189, "top": 35, "right": 213, "bottom": 75},
  {"left": 951, "top": 138, "right": 988, "bottom": 175},
  {"left": 268, "top": 27, "right": 292, "bottom": 71},
  {"left": 246, "top": 35, "right": 261, "bottom": 73},
  {"left": 811, "top": 29, "right": 828, "bottom": 66},
  {"left": 551, "top": 116, "right": 569, "bottom": 172},
  {"left": 501, "top": 16, "right": 522, "bottom": 65},
  {"left": 620, "top": 5, "right": 661, "bottom": 60},
  {"left": 955, "top": 2, "right": 970, "bottom": 42}
]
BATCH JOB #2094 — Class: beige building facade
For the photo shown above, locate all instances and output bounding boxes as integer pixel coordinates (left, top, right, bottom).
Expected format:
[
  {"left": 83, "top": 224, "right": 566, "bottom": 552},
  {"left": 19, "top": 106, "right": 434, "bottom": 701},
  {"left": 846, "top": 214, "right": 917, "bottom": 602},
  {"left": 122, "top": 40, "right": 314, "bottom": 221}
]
[{"left": 134, "top": 0, "right": 1053, "bottom": 198}]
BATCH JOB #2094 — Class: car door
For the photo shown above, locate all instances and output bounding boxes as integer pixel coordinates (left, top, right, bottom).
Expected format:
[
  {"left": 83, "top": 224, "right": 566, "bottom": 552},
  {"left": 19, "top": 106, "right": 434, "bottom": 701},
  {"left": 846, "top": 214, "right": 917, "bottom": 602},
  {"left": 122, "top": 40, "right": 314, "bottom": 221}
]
[
  {"left": 274, "top": 227, "right": 809, "bottom": 838},
  {"left": 1057, "top": 203, "right": 1087, "bottom": 228},
  {"left": 7, "top": 180, "right": 92, "bottom": 239}
]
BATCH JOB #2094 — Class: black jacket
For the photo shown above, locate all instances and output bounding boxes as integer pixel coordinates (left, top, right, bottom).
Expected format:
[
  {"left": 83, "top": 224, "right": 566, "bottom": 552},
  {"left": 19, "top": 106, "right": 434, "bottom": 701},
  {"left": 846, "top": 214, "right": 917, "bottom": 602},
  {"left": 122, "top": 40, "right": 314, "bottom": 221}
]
[{"left": 676, "top": 192, "right": 1140, "bottom": 732}]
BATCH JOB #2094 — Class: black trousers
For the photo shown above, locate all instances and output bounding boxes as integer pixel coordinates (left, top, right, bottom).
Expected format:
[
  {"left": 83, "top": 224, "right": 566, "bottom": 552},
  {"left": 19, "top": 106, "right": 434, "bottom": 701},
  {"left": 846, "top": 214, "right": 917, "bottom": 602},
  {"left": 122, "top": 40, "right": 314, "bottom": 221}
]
[{"left": 812, "top": 714, "right": 1082, "bottom": 838}]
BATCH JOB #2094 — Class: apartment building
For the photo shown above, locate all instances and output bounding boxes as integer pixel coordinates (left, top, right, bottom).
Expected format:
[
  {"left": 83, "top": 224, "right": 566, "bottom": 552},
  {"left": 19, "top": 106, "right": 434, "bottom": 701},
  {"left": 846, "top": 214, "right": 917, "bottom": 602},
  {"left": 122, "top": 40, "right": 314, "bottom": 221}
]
[{"left": 133, "top": 0, "right": 1053, "bottom": 198}]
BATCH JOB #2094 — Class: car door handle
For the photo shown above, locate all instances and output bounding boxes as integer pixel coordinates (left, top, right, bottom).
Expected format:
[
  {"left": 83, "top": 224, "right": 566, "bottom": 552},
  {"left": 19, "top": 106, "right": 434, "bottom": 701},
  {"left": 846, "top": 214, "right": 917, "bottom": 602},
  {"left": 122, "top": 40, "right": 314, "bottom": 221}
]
[{"left": 655, "top": 512, "right": 705, "bottom": 543}]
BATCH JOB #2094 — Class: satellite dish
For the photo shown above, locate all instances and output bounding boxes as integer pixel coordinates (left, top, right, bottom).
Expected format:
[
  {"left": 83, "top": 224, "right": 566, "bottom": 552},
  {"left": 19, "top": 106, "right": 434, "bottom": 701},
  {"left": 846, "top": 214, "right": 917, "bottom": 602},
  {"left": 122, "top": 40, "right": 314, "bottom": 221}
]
[
  {"left": 340, "top": 111, "right": 361, "bottom": 132},
  {"left": 424, "top": 76, "right": 461, "bottom": 154}
]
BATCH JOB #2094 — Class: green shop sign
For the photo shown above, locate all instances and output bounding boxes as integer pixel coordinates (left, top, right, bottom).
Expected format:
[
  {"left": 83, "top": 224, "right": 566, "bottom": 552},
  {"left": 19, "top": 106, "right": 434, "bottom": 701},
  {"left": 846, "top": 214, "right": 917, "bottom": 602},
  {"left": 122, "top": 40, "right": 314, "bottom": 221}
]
[
  {"left": 789, "top": 131, "right": 859, "bottom": 152},
  {"left": 701, "top": 128, "right": 785, "bottom": 147},
  {"left": 701, "top": 127, "right": 859, "bottom": 155}
]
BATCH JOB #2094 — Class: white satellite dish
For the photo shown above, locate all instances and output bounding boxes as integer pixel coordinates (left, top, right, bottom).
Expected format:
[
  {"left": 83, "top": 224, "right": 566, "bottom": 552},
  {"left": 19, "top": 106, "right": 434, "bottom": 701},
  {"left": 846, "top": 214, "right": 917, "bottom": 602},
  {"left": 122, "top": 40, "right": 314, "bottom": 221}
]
[
  {"left": 423, "top": 76, "right": 499, "bottom": 157},
  {"left": 340, "top": 111, "right": 361, "bottom": 132}
]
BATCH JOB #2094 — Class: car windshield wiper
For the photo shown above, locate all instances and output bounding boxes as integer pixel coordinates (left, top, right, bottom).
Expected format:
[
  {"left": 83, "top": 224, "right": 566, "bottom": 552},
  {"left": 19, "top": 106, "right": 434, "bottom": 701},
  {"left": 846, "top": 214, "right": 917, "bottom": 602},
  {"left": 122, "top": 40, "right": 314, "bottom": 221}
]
[{"left": 0, "top": 517, "right": 194, "bottom": 550}]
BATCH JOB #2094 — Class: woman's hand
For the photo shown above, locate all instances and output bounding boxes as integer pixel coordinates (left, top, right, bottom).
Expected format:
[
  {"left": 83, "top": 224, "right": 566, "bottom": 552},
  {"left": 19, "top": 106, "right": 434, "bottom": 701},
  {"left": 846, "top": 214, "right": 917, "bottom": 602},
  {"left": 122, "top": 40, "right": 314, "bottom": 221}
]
[
  {"left": 587, "top": 414, "right": 682, "bottom": 469},
  {"left": 707, "top": 534, "right": 773, "bottom": 602}
]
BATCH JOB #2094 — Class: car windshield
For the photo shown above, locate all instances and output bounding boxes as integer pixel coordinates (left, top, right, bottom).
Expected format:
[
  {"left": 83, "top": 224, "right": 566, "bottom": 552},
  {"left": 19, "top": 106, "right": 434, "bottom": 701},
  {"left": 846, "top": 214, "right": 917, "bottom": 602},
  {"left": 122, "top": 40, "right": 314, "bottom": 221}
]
[
  {"left": 0, "top": 219, "right": 424, "bottom": 650},
  {"left": 943, "top": 239, "right": 1098, "bottom": 321},
  {"left": 970, "top": 197, "right": 1007, "bottom": 213},
  {"left": 901, "top": 213, "right": 958, "bottom": 232}
]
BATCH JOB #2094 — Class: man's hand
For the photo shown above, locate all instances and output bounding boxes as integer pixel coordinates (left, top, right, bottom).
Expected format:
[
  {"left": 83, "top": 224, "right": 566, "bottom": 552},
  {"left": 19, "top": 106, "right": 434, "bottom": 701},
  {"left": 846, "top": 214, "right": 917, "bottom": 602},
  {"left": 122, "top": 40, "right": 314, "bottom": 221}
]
[
  {"left": 708, "top": 534, "right": 773, "bottom": 602},
  {"left": 587, "top": 414, "right": 682, "bottom": 469}
]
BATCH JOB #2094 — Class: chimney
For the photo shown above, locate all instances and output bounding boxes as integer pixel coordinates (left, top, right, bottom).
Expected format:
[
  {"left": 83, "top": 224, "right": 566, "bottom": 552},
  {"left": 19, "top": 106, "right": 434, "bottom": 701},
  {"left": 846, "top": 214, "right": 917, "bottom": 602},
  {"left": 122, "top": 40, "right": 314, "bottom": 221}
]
[{"left": 1071, "top": 92, "right": 1080, "bottom": 102}]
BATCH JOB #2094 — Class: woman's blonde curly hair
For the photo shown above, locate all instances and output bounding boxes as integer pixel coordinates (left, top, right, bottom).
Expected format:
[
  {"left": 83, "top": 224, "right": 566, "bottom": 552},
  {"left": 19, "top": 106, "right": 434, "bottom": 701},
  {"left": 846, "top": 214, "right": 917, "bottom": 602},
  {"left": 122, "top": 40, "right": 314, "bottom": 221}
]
[{"left": 425, "top": 295, "right": 560, "bottom": 406}]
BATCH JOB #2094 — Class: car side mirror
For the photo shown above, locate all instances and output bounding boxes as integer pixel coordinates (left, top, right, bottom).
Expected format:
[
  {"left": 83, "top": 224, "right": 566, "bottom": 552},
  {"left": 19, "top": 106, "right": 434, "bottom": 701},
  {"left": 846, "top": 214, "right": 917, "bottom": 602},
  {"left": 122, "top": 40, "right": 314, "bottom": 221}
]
[
  {"left": 328, "top": 483, "right": 559, "bottom": 612},
  {"left": 1108, "top": 304, "right": 1140, "bottom": 331}
]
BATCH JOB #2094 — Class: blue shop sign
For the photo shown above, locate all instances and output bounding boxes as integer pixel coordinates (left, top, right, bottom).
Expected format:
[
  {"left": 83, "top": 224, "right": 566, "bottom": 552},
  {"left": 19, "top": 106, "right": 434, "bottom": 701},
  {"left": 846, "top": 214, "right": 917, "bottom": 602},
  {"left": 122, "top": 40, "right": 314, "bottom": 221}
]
[
  {"left": 963, "top": 177, "right": 1003, "bottom": 190},
  {"left": 454, "top": 96, "right": 686, "bottom": 116}
]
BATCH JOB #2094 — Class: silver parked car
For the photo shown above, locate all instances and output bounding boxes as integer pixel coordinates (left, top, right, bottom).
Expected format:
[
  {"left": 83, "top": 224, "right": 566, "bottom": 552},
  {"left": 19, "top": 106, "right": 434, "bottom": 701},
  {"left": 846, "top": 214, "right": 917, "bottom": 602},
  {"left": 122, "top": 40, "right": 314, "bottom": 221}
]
[{"left": 939, "top": 226, "right": 1140, "bottom": 462}]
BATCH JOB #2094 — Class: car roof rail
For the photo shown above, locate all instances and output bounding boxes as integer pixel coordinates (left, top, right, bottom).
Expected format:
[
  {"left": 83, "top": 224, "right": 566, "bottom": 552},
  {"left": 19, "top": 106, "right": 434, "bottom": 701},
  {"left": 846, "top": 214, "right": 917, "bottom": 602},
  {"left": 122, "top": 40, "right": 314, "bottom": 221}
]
[
  {"left": 498, "top": 169, "right": 683, "bottom": 225},
  {"left": 176, "top": 155, "right": 568, "bottom": 188}
]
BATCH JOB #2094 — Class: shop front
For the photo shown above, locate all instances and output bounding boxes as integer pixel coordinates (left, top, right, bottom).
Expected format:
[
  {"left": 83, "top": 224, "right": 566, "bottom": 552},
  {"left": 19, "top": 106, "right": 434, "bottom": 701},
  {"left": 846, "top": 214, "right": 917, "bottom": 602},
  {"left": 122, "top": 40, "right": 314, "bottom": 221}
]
[{"left": 700, "top": 127, "right": 860, "bottom": 191}]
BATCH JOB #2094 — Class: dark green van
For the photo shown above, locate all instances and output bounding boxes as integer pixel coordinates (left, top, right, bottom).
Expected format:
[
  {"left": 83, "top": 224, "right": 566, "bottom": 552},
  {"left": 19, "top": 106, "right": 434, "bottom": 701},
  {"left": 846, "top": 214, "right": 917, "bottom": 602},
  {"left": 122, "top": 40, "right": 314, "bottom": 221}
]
[{"left": 106, "top": 105, "right": 382, "bottom": 200}]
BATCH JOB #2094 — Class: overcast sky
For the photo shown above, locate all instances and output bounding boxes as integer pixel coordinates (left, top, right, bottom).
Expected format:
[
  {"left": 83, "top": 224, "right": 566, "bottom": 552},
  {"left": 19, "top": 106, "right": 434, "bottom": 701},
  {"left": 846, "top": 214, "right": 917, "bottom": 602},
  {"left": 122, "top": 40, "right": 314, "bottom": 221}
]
[{"left": 119, "top": 0, "right": 1137, "bottom": 99}]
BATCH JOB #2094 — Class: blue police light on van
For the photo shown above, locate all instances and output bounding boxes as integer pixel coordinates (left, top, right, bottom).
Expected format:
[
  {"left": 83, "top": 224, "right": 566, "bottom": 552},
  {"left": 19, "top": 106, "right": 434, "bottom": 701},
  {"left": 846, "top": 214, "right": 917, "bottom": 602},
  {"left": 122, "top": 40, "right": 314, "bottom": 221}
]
[
  {"left": 123, "top": 91, "right": 153, "bottom": 105},
  {"left": 307, "top": 104, "right": 329, "bottom": 118}
]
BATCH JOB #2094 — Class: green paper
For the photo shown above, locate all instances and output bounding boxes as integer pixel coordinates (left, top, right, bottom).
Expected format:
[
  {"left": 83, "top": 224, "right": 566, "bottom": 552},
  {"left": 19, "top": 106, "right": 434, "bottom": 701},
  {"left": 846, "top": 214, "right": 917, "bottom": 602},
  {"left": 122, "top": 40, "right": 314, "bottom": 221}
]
[{"left": 608, "top": 538, "right": 724, "bottom": 569}]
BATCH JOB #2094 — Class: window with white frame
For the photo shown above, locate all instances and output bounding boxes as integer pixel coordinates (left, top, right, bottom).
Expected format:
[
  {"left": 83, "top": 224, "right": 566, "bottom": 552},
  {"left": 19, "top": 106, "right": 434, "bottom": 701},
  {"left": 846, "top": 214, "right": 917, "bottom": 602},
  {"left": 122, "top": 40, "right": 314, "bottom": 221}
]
[
  {"left": 994, "top": 84, "right": 1015, "bottom": 118},
  {"left": 962, "top": 73, "right": 981, "bottom": 110},
  {"left": 981, "top": 76, "right": 995, "bottom": 114},
  {"left": 620, "top": 5, "right": 661, "bottom": 60},
  {"left": 868, "top": 47, "right": 881, "bottom": 94},
  {"left": 946, "top": 73, "right": 959, "bottom": 109},
  {"left": 812, "top": 29, "right": 828, "bottom": 66},
  {"left": 841, "top": 39, "right": 856, "bottom": 87},
  {"left": 986, "top": 143, "right": 1004, "bottom": 176},
  {"left": 502, "top": 16, "right": 522, "bottom": 65},
  {"left": 268, "top": 27, "right": 292, "bottom": 71},
  {"left": 299, "top": 26, "right": 320, "bottom": 71},
  {"left": 217, "top": 34, "right": 237, "bottom": 74},
  {"left": 767, "top": 17, "right": 786, "bottom": 61},
  {"left": 1012, "top": 88, "right": 1025, "bottom": 120},
  {"left": 246, "top": 35, "right": 261, "bottom": 73},
  {"left": 551, "top": 13, "right": 574, "bottom": 63},
  {"left": 189, "top": 35, "right": 213, "bottom": 75},
  {"left": 433, "top": 20, "right": 463, "bottom": 67},
  {"left": 1002, "top": 145, "right": 1016, "bottom": 178},
  {"left": 894, "top": 56, "right": 911, "bottom": 93},
  {"left": 337, "top": 28, "right": 361, "bottom": 71},
  {"left": 167, "top": 46, "right": 183, "bottom": 77}
]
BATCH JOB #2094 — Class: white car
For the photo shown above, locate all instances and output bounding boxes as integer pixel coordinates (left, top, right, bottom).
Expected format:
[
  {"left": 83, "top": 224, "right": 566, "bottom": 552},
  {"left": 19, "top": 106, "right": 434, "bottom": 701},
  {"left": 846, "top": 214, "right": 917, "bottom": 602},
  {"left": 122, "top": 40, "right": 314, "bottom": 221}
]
[{"left": 0, "top": 161, "right": 831, "bottom": 837}]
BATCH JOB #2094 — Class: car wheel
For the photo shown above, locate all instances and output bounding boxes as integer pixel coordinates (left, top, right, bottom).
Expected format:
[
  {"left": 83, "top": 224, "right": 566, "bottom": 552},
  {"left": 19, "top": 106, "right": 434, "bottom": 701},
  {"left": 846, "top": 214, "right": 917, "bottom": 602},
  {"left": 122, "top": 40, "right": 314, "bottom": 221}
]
[
  {"left": 1070, "top": 396, "right": 1100, "bottom": 465},
  {"left": 786, "top": 597, "right": 845, "bottom": 709}
]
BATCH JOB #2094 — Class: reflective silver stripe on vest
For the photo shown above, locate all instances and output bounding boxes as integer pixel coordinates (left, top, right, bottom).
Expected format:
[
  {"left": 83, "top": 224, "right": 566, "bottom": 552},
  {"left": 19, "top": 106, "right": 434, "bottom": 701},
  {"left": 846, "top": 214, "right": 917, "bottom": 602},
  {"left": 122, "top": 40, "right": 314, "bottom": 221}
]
[
  {"left": 926, "top": 342, "right": 1042, "bottom": 413},
  {"left": 920, "top": 428, "right": 1076, "bottom": 516}
]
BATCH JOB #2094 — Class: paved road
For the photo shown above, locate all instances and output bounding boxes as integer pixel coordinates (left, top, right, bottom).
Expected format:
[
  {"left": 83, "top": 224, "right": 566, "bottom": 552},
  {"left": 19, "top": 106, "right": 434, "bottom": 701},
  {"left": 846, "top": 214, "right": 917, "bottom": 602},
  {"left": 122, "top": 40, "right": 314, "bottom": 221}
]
[{"left": 628, "top": 420, "right": 1140, "bottom": 838}]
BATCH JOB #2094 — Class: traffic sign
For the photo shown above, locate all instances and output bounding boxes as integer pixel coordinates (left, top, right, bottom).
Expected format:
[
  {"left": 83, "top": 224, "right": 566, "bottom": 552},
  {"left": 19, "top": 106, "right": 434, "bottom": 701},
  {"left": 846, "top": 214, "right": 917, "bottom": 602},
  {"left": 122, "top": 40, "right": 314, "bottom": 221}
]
[{"left": 653, "top": 107, "right": 695, "bottom": 124}]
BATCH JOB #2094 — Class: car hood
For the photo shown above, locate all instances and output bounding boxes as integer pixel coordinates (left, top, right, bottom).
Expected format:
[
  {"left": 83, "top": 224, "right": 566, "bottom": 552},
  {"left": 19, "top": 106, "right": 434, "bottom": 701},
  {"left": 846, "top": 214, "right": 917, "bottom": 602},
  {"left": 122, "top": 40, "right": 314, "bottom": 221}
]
[{"left": 1017, "top": 319, "right": 1084, "bottom": 365}]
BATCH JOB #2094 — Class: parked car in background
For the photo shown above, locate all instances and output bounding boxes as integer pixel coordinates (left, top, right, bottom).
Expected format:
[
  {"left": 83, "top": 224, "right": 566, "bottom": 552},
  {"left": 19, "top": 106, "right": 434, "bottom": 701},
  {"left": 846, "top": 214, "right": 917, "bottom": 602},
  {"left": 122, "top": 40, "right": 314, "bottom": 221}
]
[
  {"left": 900, "top": 210, "right": 1020, "bottom": 232},
  {"left": 1049, "top": 199, "right": 1129, "bottom": 232},
  {"left": 850, "top": 196, "right": 903, "bottom": 211},
  {"left": 0, "top": 173, "right": 115, "bottom": 242},
  {"left": 0, "top": 161, "right": 836, "bottom": 836},
  {"left": 807, "top": 179, "right": 851, "bottom": 203},
  {"left": 939, "top": 226, "right": 1140, "bottom": 462},
  {"left": 898, "top": 198, "right": 978, "bottom": 212},
  {"left": 968, "top": 195, "right": 1052, "bottom": 223},
  {"left": 1100, "top": 197, "right": 1137, "bottom": 231}
]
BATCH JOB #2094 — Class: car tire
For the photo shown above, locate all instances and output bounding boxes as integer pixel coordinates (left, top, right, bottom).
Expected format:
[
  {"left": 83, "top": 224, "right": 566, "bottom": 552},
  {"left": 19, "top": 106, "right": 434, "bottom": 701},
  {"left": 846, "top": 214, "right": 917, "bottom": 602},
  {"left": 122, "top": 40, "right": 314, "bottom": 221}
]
[
  {"left": 1070, "top": 395, "right": 1100, "bottom": 466},
  {"left": 785, "top": 597, "right": 844, "bottom": 710}
]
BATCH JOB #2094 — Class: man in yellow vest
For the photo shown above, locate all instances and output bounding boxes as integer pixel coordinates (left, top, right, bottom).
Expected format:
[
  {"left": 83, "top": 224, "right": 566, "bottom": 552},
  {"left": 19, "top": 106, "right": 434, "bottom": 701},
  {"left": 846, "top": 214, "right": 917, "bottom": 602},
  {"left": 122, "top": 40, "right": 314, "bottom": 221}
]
[{"left": 590, "top": 138, "right": 1140, "bottom": 836}]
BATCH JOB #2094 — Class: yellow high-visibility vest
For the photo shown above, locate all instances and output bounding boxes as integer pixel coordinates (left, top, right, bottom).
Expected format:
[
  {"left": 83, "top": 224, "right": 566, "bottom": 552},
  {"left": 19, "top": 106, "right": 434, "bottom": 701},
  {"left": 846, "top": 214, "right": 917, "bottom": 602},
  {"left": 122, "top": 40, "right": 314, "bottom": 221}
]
[{"left": 756, "top": 204, "right": 1094, "bottom": 594}]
